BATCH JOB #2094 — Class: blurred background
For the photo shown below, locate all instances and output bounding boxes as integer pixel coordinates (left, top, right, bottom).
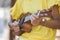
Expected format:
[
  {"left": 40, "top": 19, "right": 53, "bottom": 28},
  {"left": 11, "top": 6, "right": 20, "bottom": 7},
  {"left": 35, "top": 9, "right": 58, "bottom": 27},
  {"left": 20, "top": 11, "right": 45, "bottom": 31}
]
[
  {"left": 0, "top": 0, "right": 60, "bottom": 40},
  {"left": 0, "top": 0, "right": 11, "bottom": 40}
]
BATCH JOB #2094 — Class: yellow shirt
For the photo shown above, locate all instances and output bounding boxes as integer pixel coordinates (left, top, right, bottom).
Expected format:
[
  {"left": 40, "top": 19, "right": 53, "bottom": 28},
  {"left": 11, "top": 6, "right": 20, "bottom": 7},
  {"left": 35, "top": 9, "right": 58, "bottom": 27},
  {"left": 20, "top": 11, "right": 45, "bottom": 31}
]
[{"left": 11, "top": 0, "right": 60, "bottom": 40}]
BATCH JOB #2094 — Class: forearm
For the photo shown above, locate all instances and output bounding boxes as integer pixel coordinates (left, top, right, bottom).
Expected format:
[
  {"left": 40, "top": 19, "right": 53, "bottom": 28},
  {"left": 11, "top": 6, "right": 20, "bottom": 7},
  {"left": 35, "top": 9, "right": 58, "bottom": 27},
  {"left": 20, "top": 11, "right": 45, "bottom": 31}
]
[
  {"left": 10, "top": 30, "right": 15, "bottom": 40},
  {"left": 41, "top": 20, "right": 60, "bottom": 29}
]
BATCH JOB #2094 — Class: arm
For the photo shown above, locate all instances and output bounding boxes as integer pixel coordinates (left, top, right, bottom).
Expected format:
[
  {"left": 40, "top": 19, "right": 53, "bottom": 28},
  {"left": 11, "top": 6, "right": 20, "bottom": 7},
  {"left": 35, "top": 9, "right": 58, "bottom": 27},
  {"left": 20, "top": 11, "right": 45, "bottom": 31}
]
[
  {"left": 40, "top": 19, "right": 60, "bottom": 29},
  {"left": 10, "top": 29, "right": 15, "bottom": 40},
  {"left": 11, "top": 0, "right": 16, "bottom": 7},
  {"left": 40, "top": 5, "right": 60, "bottom": 29}
]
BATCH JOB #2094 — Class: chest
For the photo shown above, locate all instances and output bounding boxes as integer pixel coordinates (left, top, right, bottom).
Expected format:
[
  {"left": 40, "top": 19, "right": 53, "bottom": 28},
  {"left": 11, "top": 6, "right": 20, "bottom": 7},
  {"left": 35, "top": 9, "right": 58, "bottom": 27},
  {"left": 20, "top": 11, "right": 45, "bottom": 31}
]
[{"left": 22, "top": 0, "right": 42, "bottom": 13}]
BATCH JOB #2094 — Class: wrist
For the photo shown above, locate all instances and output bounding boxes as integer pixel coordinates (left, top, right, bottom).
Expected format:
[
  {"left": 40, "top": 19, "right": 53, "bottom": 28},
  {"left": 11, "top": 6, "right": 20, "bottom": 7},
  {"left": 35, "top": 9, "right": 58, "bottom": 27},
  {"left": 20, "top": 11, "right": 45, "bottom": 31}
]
[{"left": 40, "top": 18, "right": 46, "bottom": 25}]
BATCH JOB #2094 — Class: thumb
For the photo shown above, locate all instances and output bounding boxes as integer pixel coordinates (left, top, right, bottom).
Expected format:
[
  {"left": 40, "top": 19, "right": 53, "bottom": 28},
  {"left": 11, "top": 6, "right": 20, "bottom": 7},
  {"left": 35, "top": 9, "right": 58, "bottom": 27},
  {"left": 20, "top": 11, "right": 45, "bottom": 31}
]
[{"left": 36, "top": 10, "right": 40, "bottom": 18}]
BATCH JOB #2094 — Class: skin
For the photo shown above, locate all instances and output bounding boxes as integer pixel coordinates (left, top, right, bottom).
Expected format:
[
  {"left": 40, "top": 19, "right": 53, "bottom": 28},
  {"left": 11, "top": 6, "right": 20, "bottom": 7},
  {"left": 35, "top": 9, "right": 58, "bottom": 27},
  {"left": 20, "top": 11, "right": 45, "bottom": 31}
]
[{"left": 11, "top": 0, "right": 16, "bottom": 7}]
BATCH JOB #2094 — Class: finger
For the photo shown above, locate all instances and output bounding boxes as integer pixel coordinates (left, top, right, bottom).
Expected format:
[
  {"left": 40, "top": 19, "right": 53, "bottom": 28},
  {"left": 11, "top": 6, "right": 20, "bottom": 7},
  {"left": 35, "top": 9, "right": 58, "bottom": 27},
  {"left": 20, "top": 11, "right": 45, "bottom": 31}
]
[
  {"left": 37, "top": 10, "right": 40, "bottom": 17},
  {"left": 30, "top": 15, "right": 36, "bottom": 24},
  {"left": 30, "top": 15, "right": 35, "bottom": 20},
  {"left": 32, "top": 14, "right": 39, "bottom": 19}
]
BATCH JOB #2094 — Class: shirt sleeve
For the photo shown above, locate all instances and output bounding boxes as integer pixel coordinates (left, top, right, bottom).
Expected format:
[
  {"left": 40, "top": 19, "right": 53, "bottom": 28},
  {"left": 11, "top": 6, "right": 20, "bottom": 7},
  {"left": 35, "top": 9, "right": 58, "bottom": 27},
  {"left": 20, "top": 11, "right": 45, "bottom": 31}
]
[{"left": 10, "top": 0, "right": 23, "bottom": 20}]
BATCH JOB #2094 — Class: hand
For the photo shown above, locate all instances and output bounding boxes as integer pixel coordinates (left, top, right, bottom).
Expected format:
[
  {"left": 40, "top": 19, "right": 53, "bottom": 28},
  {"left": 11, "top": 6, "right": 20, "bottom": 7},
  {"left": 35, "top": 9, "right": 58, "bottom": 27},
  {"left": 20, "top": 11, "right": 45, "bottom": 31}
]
[
  {"left": 9, "top": 21, "right": 20, "bottom": 33},
  {"left": 51, "top": 5, "right": 60, "bottom": 20},
  {"left": 31, "top": 14, "right": 40, "bottom": 26}
]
